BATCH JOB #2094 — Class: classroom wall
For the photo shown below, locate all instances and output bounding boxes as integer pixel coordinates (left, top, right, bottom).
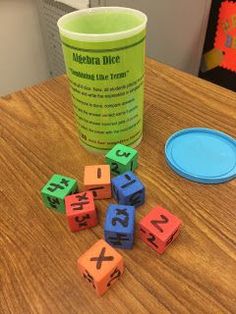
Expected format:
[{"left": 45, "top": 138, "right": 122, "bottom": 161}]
[
  {"left": 105, "top": 0, "right": 212, "bottom": 75},
  {"left": 0, "top": 0, "right": 50, "bottom": 96},
  {"left": 0, "top": 0, "right": 212, "bottom": 96}
]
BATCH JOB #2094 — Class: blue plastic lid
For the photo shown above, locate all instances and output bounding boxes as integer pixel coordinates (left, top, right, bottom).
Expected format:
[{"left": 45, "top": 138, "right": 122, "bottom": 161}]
[{"left": 165, "top": 128, "right": 236, "bottom": 184}]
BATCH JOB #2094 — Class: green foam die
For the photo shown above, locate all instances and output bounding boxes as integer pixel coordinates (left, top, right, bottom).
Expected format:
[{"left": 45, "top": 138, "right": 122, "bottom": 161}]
[
  {"left": 105, "top": 143, "right": 138, "bottom": 175},
  {"left": 41, "top": 174, "right": 78, "bottom": 213}
]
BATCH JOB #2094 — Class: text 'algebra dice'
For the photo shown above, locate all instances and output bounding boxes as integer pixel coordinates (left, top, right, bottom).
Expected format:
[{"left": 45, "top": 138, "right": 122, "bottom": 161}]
[
  {"left": 105, "top": 143, "right": 138, "bottom": 175},
  {"left": 104, "top": 204, "right": 135, "bottom": 249},
  {"left": 111, "top": 171, "right": 145, "bottom": 208},
  {"left": 65, "top": 191, "right": 98, "bottom": 232},
  {"left": 84, "top": 165, "right": 111, "bottom": 199},
  {"left": 41, "top": 174, "right": 78, "bottom": 213},
  {"left": 78, "top": 239, "right": 124, "bottom": 296},
  {"left": 139, "top": 206, "right": 182, "bottom": 254}
]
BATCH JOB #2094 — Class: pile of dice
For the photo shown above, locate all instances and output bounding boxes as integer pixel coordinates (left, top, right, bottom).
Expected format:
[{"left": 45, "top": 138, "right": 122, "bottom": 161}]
[{"left": 41, "top": 143, "right": 182, "bottom": 296}]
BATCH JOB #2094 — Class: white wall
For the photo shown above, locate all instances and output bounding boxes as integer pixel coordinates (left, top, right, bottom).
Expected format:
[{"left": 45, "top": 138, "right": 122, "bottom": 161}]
[
  {"left": 0, "top": 0, "right": 50, "bottom": 96},
  {"left": 105, "top": 0, "right": 212, "bottom": 75},
  {"left": 0, "top": 0, "right": 211, "bottom": 97}
]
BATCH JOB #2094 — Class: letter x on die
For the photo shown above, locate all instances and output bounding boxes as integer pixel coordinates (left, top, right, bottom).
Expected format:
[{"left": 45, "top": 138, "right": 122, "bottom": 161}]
[
  {"left": 65, "top": 191, "right": 98, "bottom": 232},
  {"left": 78, "top": 239, "right": 124, "bottom": 296},
  {"left": 41, "top": 174, "right": 78, "bottom": 213},
  {"left": 104, "top": 204, "right": 135, "bottom": 249}
]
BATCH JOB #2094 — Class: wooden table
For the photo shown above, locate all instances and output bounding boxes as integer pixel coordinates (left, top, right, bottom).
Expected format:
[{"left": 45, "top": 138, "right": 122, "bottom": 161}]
[{"left": 1, "top": 59, "right": 236, "bottom": 314}]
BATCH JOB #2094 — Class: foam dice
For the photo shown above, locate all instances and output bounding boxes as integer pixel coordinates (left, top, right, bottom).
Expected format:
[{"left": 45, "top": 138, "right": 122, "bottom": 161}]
[
  {"left": 111, "top": 171, "right": 145, "bottom": 208},
  {"left": 105, "top": 143, "right": 138, "bottom": 175},
  {"left": 41, "top": 174, "right": 78, "bottom": 213},
  {"left": 139, "top": 206, "right": 182, "bottom": 254},
  {"left": 78, "top": 239, "right": 124, "bottom": 296},
  {"left": 65, "top": 191, "right": 98, "bottom": 232},
  {"left": 104, "top": 204, "right": 135, "bottom": 249},
  {"left": 84, "top": 165, "right": 111, "bottom": 199}
]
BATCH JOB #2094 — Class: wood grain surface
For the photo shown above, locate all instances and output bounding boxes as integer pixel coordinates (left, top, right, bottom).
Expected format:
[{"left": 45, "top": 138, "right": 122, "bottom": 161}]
[{"left": 1, "top": 59, "right": 236, "bottom": 314}]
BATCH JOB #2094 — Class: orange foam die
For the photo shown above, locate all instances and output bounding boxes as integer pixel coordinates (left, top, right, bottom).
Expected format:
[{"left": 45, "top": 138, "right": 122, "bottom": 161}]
[
  {"left": 84, "top": 165, "right": 111, "bottom": 199},
  {"left": 77, "top": 239, "right": 124, "bottom": 296}
]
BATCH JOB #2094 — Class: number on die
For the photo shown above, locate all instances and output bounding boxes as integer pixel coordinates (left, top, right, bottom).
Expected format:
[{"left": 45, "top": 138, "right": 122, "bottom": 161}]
[
  {"left": 112, "top": 171, "right": 145, "bottom": 208},
  {"left": 105, "top": 143, "right": 138, "bottom": 175},
  {"left": 65, "top": 191, "right": 98, "bottom": 232},
  {"left": 84, "top": 165, "right": 111, "bottom": 199},
  {"left": 139, "top": 206, "right": 182, "bottom": 254},
  {"left": 104, "top": 204, "right": 135, "bottom": 249}
]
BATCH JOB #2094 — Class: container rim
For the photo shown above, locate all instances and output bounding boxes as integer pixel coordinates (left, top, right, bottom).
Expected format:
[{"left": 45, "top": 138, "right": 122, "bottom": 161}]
[{"left": 57, "top": 7, "right": 147, "bottom": 42}]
